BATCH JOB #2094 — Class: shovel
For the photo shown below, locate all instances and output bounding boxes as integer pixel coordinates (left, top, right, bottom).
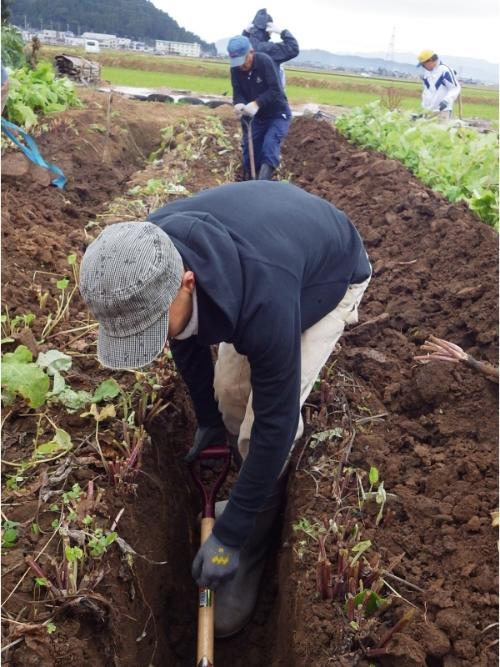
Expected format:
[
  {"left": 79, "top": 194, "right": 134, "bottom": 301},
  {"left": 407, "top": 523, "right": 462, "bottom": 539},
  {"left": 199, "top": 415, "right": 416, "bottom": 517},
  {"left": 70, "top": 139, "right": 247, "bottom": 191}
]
[
  {"left": 189, "top": 444, "right": 232, "bottom": 667},
  {"left": 242, "top": 116, "right": 256, "bottom": 180}
]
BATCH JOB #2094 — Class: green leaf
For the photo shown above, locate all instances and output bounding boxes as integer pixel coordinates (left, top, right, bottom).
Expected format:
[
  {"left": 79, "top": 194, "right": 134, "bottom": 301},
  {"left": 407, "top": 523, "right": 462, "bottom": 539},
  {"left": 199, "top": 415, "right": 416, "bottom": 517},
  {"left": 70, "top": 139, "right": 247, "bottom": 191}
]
[
  {"left": 92, "top": 378, "right": 121, "bottom": 403},
  {"left": 55, "top": 387, "right": 93, "bottom": 411},
  {"left": 34, "top": 429, "right": 73, "bottom": 458},
  {"left": 56, "top": 278, "right": 69, "bottom": 290},
  {"left": 65, "top": 545, "right": 84, "bottom": 562},
  {"left": 352, "top": 539, "right": 372, "bottom": 553},
  {"left": 46, "top": 622, "right": 57, "bottom": 635},
  {"left": 364, "top": 590, "right": 385, "bottom": 616},
  {"left": 3, "top": 345, "right": 33, "bottom": 364},
  {"left": 36, "top": 350, "right": 72, "bottom": 375},
  {"left": 50, "top": 370, "right": 66, "bottom": 396},
  {"left": 369, "top": 466, "right": 379, "bottom": 486},
  {"left": 1, "top": 346, "right": 50, "bottom": 408},
  {"left": 35, "top": 576, "right": 48, "bottom": 587},
  {"left": 2, "top": 520, "right": 20, "bottom": 548},
  {"left": 351, "top": 539, "right": 372, "bottom": 565}
]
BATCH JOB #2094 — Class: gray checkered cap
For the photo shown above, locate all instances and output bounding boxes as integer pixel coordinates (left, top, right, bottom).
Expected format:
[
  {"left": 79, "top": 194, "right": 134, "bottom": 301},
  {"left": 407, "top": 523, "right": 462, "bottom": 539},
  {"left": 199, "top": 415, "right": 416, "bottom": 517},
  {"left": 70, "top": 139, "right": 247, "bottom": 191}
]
[{"left": 80, "top": 221, "right": 184, "bottom": 370}]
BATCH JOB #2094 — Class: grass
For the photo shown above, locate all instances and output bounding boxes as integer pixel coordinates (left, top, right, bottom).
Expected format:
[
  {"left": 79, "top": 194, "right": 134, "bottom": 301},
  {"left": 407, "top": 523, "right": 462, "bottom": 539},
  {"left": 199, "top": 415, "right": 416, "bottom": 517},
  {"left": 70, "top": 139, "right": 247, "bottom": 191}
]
[
  {"left": 102, "top": 66, "right": 499, "bottom": 120},
  {"left": 101, "top": 66, "right": 231, "bottom": 96}
]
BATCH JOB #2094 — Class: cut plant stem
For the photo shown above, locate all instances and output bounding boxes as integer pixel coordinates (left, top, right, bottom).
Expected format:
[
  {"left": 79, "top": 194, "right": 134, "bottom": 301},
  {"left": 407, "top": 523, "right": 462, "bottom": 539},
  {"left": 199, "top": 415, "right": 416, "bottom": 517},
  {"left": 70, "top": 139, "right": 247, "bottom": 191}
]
[
  {"left": 375, "top": 608, "right": 415, "bottom": 649},
  {"left": 25, "top": 556, "right": 61, "bottom": 598}
]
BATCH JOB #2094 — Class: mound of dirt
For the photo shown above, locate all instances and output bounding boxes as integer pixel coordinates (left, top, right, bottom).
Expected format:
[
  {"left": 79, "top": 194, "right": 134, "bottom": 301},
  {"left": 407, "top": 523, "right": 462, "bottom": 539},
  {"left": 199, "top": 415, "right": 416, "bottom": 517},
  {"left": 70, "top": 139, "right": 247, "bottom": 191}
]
[{"left": 276, "top": 116, "right": 498, "bottom": 667}]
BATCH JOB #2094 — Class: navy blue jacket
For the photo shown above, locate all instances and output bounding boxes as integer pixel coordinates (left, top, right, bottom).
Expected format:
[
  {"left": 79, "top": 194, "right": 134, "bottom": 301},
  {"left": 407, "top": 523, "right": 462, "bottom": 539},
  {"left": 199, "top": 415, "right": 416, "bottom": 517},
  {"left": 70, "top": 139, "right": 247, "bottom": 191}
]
[
  {"left": 243, "top": 28, "right": 299, "bottom": 69},
  {"left": 231, "top": 52, "right": 291, "bottom": 120},
  {"left": 148, "top": 181, "right": 370, "bottom": 547}
]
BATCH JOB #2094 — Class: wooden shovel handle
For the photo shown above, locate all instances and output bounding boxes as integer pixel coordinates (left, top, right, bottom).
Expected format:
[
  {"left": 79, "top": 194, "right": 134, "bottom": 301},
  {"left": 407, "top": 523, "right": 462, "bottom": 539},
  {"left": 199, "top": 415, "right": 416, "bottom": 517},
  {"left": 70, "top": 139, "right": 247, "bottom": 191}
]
[
  {"left": 196, "top": 517, "right": 215, "bottom": 666},
  {"left": 246, "top": 118, "right": 256, "bottom": 180}
]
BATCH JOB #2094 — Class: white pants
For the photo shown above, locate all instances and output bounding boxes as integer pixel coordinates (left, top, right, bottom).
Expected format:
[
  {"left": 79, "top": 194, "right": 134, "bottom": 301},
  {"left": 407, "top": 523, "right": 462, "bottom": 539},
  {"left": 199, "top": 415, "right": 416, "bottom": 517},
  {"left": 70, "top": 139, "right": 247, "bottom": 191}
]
[{"left": 213, "top": 277, "right": 371, "bottom": 462}]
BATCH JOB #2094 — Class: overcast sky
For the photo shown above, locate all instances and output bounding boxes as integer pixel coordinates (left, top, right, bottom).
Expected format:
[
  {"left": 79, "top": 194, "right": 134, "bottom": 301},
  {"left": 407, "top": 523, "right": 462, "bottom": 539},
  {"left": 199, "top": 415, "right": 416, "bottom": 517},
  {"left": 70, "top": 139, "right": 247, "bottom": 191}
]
[{"left": 152, "top": 0, "right": 499, "bottom": 62}]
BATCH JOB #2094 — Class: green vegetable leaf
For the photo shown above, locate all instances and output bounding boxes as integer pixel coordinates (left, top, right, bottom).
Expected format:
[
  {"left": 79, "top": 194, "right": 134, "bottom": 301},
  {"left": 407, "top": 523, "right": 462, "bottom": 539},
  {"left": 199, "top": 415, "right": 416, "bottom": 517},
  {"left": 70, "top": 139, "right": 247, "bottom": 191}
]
[
  {"left": 2, "top": 520, "right": 20, "bottom": 548},
  {"left": 92, "top": 378, "right": 121, "bottom": 403},
  {"left": 36, "top": 349, "right": 72, "bottom": 375},
  {"left": 1, "top": 345, "right": 50, "bottom": 408},
  {"left": 34, "top": 428, "right": 73, "bottom": 458},
  {"left": 369, "top": 466, "right": 379, "bottom": 486},
  {"left": 55, "top": 387, "right": 93, "bottom": 411}
]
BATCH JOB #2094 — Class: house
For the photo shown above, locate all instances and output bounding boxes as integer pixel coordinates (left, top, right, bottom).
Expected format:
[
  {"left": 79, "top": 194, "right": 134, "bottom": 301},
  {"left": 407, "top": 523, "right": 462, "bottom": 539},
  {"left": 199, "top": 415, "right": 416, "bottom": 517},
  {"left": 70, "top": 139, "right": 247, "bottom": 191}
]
[
  {"left": 155, "top": 40, "right": 201, "bottom": 57},
  {"left": 81, "top": 32, "right": 118, "bottom": 49}
]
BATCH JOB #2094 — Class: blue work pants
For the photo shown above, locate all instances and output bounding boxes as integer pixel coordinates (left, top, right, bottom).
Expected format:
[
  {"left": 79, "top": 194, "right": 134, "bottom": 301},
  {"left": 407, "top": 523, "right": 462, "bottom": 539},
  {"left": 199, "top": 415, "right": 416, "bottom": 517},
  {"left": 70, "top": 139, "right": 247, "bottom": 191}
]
[{"left": 241, "top": 114, "right": 291, "bottom": 175}]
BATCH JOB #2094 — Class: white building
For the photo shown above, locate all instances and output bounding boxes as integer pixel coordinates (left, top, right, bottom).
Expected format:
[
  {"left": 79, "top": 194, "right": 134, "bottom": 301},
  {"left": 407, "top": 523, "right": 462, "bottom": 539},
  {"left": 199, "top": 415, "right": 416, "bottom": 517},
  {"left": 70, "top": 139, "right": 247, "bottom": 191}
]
[
  {"left": 64, "top": 37, "right": 86, "bottom": 47},
  {"left": 117, "top": 37, "right": 132, "bottom": 49},
  {"left": 21, "top": 29, "right": 35, "bottom": 42},
  {"left": 37, "top": 29, "right": 63, "bottom": 43},
  {"left": 81, "top": 32, "right": 118, "bottom": 49},
  {"left": 155, "top": 40, "right": 201, "bottom": 57}
]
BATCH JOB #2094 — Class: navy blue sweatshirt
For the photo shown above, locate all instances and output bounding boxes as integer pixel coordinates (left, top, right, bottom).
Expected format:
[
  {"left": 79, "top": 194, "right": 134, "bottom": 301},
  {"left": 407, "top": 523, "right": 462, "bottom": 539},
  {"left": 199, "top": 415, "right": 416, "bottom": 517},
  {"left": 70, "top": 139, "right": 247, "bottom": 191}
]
[
  {"left": 148, "top": 181, "right": 371, "bottom": 547},
  {"left": 231, "top": 51, "right": 291, "bottom": 120}
]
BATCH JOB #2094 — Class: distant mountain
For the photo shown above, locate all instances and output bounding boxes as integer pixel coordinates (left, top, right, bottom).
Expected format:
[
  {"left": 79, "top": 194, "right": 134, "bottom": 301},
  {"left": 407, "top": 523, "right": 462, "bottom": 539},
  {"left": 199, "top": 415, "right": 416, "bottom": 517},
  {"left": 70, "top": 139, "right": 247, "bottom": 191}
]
[
  {"left": 215, "top": 39, "right": 498, "bottom": 83},
  {"left": 10, "top": 0, "right": 216, "bottom": 54}
]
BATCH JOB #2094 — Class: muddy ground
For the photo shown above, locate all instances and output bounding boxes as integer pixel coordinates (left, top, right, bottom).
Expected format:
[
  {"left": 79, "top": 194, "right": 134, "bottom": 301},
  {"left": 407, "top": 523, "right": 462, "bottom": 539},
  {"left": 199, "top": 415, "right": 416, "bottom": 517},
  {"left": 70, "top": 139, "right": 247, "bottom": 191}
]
[{"left": 1, "top": 91, "right": 498, "bottom": 667}]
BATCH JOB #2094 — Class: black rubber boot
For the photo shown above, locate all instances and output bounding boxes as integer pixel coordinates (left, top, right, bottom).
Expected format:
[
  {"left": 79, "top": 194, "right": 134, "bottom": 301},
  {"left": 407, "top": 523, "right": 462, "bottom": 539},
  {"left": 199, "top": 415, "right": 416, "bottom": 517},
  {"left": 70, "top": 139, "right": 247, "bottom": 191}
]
[
  {"left": 214, "top": 476, "right": 287, "bottom": 638},
  {"left": 258, "top": 163, "right": 275, "bottom": 180}
]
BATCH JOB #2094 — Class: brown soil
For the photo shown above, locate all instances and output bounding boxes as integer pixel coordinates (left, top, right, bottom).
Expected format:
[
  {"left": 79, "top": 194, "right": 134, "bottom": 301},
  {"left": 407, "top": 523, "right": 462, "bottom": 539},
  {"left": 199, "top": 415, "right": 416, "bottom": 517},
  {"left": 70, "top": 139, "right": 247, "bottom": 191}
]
[{"left": 1, "top": 93, "right": 498, "bottom": 667}]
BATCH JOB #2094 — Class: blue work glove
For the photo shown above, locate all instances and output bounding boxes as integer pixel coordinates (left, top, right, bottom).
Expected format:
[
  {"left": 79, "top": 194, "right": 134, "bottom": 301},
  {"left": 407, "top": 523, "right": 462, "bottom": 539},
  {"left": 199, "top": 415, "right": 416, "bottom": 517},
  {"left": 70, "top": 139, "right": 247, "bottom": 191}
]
[
  {"left": 438, "top": 101, "right": 448, "bottom": 112},
  {"left": 185, "top": 425, "right": 226, "bottom": 462},
  {"left": 192, "top": 533, "right": 240, "bottom": 589}
]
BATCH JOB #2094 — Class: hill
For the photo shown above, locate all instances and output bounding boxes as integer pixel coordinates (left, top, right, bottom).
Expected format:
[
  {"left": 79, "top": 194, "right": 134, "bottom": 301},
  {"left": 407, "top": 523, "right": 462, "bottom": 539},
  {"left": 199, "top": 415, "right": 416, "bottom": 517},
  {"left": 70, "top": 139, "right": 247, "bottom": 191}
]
[{"left": 9, "top": 0, "right": 216, "bottom": 54}]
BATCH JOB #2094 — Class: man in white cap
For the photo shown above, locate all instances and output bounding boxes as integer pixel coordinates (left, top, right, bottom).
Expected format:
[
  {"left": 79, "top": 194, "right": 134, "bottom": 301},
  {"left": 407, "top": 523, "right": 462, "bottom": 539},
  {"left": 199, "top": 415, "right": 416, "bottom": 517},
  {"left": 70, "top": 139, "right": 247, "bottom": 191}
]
[{"left": 80, "top": 180, "right": 371, "bottom": 637}]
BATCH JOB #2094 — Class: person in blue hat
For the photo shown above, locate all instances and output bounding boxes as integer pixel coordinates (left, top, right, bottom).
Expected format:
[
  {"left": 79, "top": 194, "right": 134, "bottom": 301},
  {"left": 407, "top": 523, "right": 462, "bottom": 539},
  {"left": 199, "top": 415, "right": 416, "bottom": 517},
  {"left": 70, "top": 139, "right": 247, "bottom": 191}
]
[{"left": 227, "top": 34, "right": 292, "bottom": 180}]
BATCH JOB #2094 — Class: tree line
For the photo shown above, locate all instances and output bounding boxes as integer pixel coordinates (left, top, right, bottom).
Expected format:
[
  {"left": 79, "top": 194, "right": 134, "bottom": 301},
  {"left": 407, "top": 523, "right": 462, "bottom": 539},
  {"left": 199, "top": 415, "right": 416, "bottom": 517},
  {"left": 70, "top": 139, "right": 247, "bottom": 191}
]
[{"left": 7, "top": 0, "right": 216, "bottom": 53}]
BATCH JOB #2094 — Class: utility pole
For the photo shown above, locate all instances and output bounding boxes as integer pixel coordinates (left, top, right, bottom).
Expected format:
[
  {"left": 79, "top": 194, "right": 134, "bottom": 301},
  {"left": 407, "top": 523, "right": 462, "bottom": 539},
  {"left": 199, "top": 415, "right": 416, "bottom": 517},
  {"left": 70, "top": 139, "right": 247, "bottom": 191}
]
[{"left": 386, "top": 25, "right": 396, "bottom": 64}]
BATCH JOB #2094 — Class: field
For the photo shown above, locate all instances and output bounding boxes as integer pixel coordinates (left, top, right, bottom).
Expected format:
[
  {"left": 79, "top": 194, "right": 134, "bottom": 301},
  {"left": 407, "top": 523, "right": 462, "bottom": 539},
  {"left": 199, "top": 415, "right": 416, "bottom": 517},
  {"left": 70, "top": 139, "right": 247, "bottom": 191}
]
[
  {"left": 1, "top": 84, "right": 498, "bottom": 667},
  {"left": 42, "top": 45, "right": 499, "bottom": 120}
]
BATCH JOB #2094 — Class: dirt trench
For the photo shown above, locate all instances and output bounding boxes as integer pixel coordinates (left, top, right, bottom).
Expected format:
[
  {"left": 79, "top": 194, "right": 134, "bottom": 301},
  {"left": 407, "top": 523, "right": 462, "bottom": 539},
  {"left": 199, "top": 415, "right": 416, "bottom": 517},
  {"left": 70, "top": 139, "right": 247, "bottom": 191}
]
[{"left": 1, "top": 93, "right": 498, "bottom": 667}]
